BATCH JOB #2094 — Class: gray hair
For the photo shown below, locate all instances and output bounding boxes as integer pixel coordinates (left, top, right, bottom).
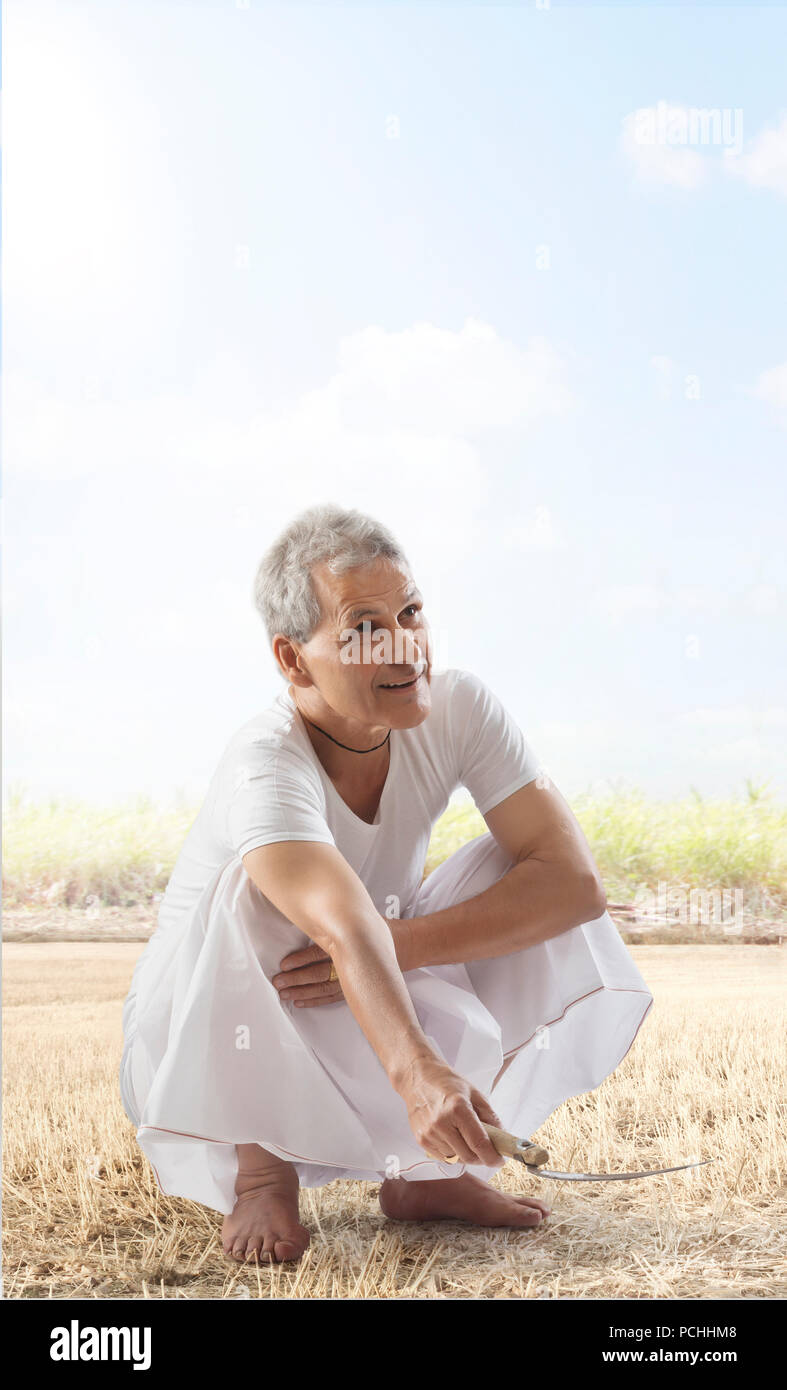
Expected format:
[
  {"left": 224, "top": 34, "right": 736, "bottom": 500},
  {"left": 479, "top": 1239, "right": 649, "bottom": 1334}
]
[{"left": 253, "top": 504, "right": 410, "bottom": 662}]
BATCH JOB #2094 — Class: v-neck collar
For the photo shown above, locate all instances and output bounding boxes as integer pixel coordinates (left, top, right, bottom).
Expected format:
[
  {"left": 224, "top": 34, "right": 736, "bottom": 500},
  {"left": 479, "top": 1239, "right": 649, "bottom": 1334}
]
[{"left": 281, "top": 688, "right": 398, "bottom": 831}]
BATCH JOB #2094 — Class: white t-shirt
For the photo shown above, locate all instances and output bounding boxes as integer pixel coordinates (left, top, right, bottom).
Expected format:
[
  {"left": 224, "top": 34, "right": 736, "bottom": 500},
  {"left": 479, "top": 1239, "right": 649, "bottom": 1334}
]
[{"left": 156, "top": 666, "right": 541, "bottom": 933}]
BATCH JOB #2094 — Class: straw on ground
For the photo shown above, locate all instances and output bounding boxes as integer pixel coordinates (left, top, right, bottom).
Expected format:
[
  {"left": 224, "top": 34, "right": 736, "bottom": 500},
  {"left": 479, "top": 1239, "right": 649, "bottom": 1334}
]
[{"left": 3, "top": 942, "right": 785, "bottom": 1300}]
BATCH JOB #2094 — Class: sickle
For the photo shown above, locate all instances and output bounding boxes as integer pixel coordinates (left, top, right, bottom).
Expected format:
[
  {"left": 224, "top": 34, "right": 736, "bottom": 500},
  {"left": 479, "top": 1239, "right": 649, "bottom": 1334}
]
[{"left": 483, "top": 1123, "right": 715, "bottom": 1183}]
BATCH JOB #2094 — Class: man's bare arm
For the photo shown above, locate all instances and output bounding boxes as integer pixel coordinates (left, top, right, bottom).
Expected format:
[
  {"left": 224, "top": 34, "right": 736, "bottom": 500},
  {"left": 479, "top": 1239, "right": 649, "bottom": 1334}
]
[
  {"left": 243, "top": 840, "right": 434, "bottom": 1084},
  {"left": 395, "top": 779, "right": 607, "bottom": 973},
  {"left": 241, "top": 839, "right": 504, "bottom": 1167}
]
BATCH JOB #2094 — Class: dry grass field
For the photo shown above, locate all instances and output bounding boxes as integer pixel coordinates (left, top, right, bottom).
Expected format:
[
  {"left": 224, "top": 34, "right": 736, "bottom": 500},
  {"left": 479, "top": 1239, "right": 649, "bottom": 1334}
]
[{"left": 3, "top": 940, "right": 786, "bottom": 1300}]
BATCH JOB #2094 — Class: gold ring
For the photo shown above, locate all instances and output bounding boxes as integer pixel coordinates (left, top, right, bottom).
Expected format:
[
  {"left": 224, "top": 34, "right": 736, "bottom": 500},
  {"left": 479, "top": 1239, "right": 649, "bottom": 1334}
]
[
  {"left": 425, "top": 1151, "right": 459, "bottom": 1164},
  {"left": 328, "top": 962, "right": 339, "bottom": 983}
]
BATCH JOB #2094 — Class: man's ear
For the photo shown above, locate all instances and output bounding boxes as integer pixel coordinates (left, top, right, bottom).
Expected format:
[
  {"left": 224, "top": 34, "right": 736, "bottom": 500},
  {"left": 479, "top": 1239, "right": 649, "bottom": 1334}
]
[{"left": 272, "top": 633, "right": 313, "bottom": 688}]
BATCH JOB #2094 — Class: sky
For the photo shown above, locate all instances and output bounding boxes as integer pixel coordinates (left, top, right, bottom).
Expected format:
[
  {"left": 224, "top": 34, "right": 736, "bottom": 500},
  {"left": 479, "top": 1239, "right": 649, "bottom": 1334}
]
[{"left": 2, "top": 0, "right": 786, "bottom": 810}]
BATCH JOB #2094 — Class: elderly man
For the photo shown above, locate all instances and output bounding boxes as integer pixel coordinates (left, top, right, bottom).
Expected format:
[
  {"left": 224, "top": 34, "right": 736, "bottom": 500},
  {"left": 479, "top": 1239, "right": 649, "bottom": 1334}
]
[{"left": 119, "top": 504, "right": 652, "bottom": 1265}]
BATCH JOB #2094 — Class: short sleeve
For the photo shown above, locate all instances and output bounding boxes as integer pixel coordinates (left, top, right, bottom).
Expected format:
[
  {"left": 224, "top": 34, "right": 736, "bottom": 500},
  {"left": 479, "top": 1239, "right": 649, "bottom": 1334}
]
[
  {"left": 224, "top": 744, "right": 336, "bottom": 859},
  {"left": 449, "top": 669, "right": 541, "bottom": 817}
]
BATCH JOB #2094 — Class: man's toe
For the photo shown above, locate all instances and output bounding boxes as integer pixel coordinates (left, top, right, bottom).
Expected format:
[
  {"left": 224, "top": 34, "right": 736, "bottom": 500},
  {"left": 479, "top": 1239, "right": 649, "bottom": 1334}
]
[
  {"left": 510, "top": 1201, "right": 543, "bottom": 1224},
  {"left": 273, "top": 1238, "right": 301, "bottom": 1261},
  {"left": 273, "top": 1227, "right": 310, "bottom": 1261},
  {"left": 260, "top": 1235, "right": 277, "bottom": 1262}
]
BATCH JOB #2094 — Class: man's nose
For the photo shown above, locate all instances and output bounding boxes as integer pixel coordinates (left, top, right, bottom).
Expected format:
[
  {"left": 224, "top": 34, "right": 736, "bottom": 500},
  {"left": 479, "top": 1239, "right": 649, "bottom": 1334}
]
[{"left": 394, "top": 629, "right": 421, "bottom": 665}]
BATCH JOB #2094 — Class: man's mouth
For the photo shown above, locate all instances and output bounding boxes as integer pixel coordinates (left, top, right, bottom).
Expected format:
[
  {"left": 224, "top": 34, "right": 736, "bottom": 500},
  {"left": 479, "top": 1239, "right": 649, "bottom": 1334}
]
[{"left": 379, "top": 670, "right": 424, "bottom": 690}]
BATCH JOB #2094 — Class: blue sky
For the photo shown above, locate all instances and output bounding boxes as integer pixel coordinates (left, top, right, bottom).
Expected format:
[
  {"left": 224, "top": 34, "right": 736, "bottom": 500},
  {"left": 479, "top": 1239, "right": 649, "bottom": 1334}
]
[{"left": 3, "top": 1, "right": 786, "bottom": 807}]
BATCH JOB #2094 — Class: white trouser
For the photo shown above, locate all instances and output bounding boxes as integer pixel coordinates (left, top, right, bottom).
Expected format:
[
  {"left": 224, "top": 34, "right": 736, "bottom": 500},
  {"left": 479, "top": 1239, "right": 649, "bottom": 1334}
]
[{"left": 119, "top": 832, "right": 653, "bottom": 1215}]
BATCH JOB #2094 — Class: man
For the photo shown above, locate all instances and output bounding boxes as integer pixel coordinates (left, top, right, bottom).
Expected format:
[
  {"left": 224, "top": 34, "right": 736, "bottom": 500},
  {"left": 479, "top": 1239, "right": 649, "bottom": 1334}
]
[{"left": 119, "top": 504, "right": 653, "bottom": 1264}]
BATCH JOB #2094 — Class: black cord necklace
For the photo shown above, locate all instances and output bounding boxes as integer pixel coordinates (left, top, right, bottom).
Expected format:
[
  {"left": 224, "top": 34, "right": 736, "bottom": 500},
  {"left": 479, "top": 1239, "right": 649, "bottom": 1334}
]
[{"left": 300, "top": 713, "right": 391, "bottom": 754}]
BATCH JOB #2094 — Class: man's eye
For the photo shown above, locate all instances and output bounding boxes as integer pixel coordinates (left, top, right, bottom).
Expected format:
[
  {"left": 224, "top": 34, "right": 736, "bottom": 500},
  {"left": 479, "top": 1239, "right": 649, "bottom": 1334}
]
[
  {"left": 402, "top": 605, "right": 420, "bottom": 619},
  {"left": 356, "top": 619, "right": 374, "bottom": 634}
]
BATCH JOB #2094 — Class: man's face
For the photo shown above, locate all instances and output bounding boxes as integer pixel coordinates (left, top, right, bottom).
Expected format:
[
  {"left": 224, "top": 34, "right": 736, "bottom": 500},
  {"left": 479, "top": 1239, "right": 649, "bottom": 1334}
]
[{"left": 287, "top": 557, "right": 433, "bottom": 730}]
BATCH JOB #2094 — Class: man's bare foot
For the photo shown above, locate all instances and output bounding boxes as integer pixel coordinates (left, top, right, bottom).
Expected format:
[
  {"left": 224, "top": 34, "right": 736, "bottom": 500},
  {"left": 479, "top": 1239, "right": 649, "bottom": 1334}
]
[
  {"left": 222, "top": 1144, "right": 310, "bottom": 1264},
  {"left": 378, "top": 1172, "right": 551, "bottom": 1228}
]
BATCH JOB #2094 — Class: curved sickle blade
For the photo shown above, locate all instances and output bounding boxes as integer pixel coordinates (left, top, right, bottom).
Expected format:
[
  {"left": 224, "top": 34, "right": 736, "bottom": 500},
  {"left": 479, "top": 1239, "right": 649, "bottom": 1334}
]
[{"left": 524, "top": 1158, "right": 716, "bottom": 1182}]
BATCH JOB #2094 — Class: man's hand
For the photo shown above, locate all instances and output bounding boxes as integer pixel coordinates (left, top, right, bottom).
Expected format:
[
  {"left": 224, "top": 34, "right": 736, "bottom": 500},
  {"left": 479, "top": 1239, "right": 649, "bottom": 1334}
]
[
  {"left": 396, "top": 1054, "right": 505, "bottom": 1167},
  {"left": 272, "top": 943, "right": 345, "bottom": 1007},
  {"left": 272, "top": 915, "right": 408, "bottom": 1006},
  {"left": 270, "top": 938, "right": 506, "bottom": 1167},
  {"left": 244, "top": 839, "right": 503, "bottom": 1167}
]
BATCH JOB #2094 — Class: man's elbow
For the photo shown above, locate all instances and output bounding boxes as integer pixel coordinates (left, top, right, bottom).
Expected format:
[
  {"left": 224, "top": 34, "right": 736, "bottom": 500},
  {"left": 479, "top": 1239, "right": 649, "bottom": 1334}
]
[
  {"left": 579, "top": 871, "right": 607, "bottom": 921},
  {"left": 317, "top": 907, "right": 386, "bottom": 963}
]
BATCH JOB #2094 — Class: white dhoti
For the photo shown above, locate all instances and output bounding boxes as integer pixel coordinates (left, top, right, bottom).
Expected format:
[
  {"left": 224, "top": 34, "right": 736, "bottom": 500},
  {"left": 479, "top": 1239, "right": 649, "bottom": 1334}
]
[{"left": 119, "top": 832, "right": 654, "bottom": 1215}]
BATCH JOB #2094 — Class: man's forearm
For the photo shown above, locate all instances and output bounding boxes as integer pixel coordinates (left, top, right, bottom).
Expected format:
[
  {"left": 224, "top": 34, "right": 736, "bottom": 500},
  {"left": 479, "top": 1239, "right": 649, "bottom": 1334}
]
[
  {"left": 393, "top": 855, "right": 606, "bottom": 973},
  {"left": 327, "top": 921, "right": 440, "bottom": 1089},
  {"left": 243, "top": 841, "right": 443, "bottom": 1092}
]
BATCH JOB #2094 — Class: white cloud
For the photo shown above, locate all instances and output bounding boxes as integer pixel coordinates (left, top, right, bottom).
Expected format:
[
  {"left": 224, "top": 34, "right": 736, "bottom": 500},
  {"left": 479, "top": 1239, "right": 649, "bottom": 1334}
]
[
  {"left": 732, "top": 585, "right": 785, "bottom": 617},
  {"left": 673, "top": 585, "right": 727, "bottom": 616},
  {"left": 696, "top": 737, "right": 764, "bottom": 764},
  {"left": 620, "top": 103, "right": 708, "bottom": 189},
  {"left": 591, "top": 584, "right": 773, "bottom": 626},
  {"left": 331, "top": 319, "right": 574, "bottom": 435},
  {"left": 678, "top": 707, "right": 787, "bottom": 729},
  {"left": 126, "top": 581, "right": 258, "bottom": 654},
  {"left": 619, "top": 103, "right": 787, "bottom": 199},
  {"left": 540, "top": 721, "right": 579, "bottom": 740},
  {"left": 592, "top": 585, "right": 667, "bottom": 623},
  {"left": 757, "top": 709, "right": 787, "bottom": 727},
  {"left": 650, "top": 355, "right": 675, "bottom": 377},
  {"left": 4, "top": 319, "right": 572, "bottom": 488},
  {"left": 723, "top": 113, "right": 787, "bottom": 197},
  {"left": 501, "top": 506, "right": 567, "bottom": 553},
  {"left": 4, "top": 319, "right": 576, "bottom": 799},
  {"left": 2, "top": 318, "right": 575, "bottom": 660},
  {"left": 3, "top": 5, "right": 180, "bottom": 325},
  {"left": 751, "top": 360, "right": 787, "bottom": 413}
]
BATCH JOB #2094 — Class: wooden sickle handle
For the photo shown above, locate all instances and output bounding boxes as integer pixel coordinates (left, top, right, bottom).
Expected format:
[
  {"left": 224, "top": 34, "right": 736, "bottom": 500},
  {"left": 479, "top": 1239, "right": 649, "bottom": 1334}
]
[{"left": 483, "top": 1123, "right": 549, "bottom": 1168}]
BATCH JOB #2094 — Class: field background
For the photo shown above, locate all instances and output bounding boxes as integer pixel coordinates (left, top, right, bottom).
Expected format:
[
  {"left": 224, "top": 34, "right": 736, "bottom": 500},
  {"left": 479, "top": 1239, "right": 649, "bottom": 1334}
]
[
  {"left": 3, "top": 791, "right": 787, "bottom": 1299},
  {"left": 4, "top": 786, "right": 787, "bottom": 942}
]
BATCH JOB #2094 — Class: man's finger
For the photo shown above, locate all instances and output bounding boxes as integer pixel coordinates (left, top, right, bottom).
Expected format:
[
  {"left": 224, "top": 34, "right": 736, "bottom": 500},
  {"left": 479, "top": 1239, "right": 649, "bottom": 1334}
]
[
  {"left": 273, "top": 962, "right": 333, "bottom": 990},
  {"left": 441, "top": 1125, "right": 480, "bottom": 1165},
  {"left": 285, "top": 979, "right": 344, "bottom": 1002},
  {"left": 457, "top": 1111, "right": 505, "bottom": 1167},
  {"left": 277, "top": 945, "right": 329, "bottom": 972},
  {"left": 469, "top": 1089, "right": 503, "bottom": 1128}
]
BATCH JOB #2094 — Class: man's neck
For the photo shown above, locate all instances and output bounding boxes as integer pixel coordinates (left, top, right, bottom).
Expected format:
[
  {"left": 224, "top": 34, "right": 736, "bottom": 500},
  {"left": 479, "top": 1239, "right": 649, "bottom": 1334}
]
[{"left": 289, "top": 686, "right": 391, "bottom": 781}]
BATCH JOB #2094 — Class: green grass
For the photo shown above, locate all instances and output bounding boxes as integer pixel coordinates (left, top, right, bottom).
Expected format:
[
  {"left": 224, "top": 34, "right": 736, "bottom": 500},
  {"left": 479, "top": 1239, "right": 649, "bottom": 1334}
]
[
  {"left": 3, "top": 781, "right": 786, "bottom": 915},
  {"left": 2, "top": 789, "right": 196, "bottom": 910},
  {"left": 427, "top": 784, "right": 787, "bottom": 917}
]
